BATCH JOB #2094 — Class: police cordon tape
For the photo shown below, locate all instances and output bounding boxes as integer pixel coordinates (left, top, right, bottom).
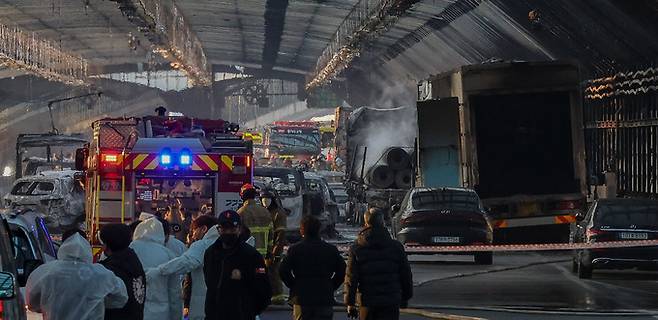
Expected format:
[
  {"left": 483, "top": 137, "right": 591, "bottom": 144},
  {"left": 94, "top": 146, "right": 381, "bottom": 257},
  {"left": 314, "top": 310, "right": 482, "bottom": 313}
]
[{"left": 324, "top": 239, "right": 658, "bottom": 253}]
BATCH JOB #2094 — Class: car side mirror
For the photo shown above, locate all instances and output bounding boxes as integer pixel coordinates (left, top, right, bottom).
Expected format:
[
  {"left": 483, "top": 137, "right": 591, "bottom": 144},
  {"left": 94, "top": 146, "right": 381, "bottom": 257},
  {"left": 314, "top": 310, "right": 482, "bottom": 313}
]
[
  {"left": 575, "top": 212, "right": 585, "bottom": 222},
  {"left": 391, "top": 204, "right": 401, "bottom": 213},
  {"left": 0, "top": 271, "right": 16, "bottom": 300}
]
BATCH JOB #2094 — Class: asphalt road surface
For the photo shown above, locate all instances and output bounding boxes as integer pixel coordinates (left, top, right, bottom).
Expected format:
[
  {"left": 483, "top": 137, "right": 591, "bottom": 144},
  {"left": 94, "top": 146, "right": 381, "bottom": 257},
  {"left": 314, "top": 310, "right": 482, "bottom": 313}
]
[
  {"left": 323, "top": 224, "right": 658, "bottom": 319},
  {"left": 261, "top": 310, "right": 428, "bottom": 319}
]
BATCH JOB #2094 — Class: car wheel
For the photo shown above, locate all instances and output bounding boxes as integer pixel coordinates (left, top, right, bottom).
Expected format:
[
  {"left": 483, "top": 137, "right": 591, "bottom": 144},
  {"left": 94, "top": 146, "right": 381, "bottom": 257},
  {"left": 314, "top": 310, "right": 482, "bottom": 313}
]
[
  {"left": 474, "top": 252, "right": 493, "bottom": 265},
  {"left": 577, "top": 257, "right": 593, "bottom": 279}
]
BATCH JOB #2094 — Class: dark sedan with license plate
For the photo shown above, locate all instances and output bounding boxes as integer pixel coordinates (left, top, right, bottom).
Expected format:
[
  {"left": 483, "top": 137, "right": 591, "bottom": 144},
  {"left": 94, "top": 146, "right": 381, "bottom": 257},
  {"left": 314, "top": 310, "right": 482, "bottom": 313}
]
[
  {"left": 391, "top": 187, "right": 494, "bottom": 264},
  {"left": 572, "top": 198, "right": 658, "bottom": 279}
]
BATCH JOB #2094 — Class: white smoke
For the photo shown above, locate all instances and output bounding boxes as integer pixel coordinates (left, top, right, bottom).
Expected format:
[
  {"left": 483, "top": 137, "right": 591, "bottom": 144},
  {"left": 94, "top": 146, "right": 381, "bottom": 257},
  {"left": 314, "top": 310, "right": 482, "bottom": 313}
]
[{"left": 355, "top": 79, "right": 418, "bottom": 173}]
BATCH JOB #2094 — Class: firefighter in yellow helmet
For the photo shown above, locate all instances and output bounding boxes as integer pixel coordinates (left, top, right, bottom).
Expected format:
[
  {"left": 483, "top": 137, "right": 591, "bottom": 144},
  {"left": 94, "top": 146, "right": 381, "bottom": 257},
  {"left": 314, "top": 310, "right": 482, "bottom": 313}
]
[{"left": 237, "top": 184, "right": 274, "bottom": 262}]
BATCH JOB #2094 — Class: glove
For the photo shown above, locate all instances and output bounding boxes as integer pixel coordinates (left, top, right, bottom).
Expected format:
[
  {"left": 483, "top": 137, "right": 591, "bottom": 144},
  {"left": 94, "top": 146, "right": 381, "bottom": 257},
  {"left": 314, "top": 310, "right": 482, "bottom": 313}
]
[{"left": 347, "top": 305, "right": 359, "bottom": 319}]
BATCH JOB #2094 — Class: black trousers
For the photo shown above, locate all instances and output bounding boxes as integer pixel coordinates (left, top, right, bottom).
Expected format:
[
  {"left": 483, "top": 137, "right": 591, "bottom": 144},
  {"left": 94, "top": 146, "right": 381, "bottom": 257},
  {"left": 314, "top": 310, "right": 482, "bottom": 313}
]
[
  {"left": 359, "top": 306, "right": 400, "bottom": 320},
  {"left": 293, "top": 305, "right": 334, "bottom": 320}
]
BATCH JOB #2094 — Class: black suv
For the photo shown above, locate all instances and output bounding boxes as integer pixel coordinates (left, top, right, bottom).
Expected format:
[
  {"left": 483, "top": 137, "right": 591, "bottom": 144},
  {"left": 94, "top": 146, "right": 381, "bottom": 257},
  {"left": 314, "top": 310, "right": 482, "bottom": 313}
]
[
  {"left": 572, "top": 198, "right": 658, "bottom": 279},
  {"left": 391, "top": 187, "right": 494, "bottom": 264}
]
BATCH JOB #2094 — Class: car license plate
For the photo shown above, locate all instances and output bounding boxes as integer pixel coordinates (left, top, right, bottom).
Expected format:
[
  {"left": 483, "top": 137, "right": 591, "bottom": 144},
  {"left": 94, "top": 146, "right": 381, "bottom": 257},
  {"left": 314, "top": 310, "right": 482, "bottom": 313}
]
[
  {"left": 620, "top": 232, "right": 648, "bottom": 240},
  {"left": 432, "top": 236, "right": 460, "bottom": 244}
]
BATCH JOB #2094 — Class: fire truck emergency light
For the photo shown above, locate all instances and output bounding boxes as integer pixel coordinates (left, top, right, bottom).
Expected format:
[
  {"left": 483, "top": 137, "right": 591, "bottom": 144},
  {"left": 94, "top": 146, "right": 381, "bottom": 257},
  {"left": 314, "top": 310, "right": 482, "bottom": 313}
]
[
  {"left": 160, "top": 149, "right": 172, "bottom": 166},
  {"left": 180, "top": 149, "right": 192, "bottom": 166}
]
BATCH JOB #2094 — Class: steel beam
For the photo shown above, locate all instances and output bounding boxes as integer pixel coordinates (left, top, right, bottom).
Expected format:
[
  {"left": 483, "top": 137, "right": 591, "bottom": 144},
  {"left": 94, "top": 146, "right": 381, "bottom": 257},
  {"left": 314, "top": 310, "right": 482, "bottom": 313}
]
[
  {"left": 305, "top": 0, "right": 421, "bottom": 91},
  {"left": 262, "top": 0, "right": 289, "bottom": 74}
]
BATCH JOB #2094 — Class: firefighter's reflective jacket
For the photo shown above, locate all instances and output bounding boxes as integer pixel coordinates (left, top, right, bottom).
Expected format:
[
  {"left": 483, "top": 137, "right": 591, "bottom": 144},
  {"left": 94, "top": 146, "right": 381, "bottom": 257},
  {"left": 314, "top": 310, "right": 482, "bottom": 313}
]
[
  {"left": 238, "top": 199, "right": 273, "bottom": 256},
  {"left": 270, "top": 207, "right": 288, "bottom": 258}
]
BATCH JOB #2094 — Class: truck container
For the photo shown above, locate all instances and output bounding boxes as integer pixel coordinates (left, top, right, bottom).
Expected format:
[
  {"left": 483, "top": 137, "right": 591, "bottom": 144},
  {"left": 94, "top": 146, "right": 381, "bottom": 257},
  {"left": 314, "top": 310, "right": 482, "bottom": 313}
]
[{"left": 417, "top": 61, "right": 587, "bottom": 242}]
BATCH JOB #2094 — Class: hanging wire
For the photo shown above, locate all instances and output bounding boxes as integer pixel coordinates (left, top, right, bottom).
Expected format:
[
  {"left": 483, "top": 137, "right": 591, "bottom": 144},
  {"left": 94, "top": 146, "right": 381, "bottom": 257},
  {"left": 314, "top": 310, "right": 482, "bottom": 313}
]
[{"left": 0, "top": 23, "right": 88, "bottom": 85}]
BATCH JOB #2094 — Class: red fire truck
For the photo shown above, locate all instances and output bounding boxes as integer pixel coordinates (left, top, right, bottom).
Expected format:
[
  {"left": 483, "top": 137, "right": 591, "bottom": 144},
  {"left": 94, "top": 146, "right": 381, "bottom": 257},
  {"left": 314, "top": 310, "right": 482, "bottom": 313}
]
[{"left": 77, "top": 115, "right": 252, "bottom": 256}]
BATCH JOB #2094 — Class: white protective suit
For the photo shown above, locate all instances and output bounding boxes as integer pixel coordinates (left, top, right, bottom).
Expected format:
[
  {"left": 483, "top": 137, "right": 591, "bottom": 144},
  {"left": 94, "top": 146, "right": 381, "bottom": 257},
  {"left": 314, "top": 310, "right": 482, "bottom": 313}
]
[
  {"left": 149, "top": 225, "right": 219, "bottom": 320},
  {"left": 25, "top": 234, "right": 128, "bottom": 320},
  {"left": 130, "top": 218, "right": 181, "bottom": 320},
  {"left": 164, "top": 235, "right": 186, "bottom": 319},
  {"left": 166, "top": 236, "right": 187, "bottom": 256}
]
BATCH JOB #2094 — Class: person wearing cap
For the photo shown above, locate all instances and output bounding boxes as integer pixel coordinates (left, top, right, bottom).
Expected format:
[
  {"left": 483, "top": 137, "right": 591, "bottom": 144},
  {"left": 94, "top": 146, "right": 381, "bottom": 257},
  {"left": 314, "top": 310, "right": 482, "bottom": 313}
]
[
  {"left": 237, "top": 183, "right": 274, "bottom": 258},
  {"left": 344, "top": 208, "right": 413, "bottom": 320},
  {"left": 260, "top": 189, "right": 288, "bottom": 304},
  {"left": 99, "top": 223, "right": 146, "bottom": 320},
  {"left": 146, "top": 215, "right": 219, "bottom": 320},
  {"left": 204, "top": 210, "right": 271, "bottom": 320}
]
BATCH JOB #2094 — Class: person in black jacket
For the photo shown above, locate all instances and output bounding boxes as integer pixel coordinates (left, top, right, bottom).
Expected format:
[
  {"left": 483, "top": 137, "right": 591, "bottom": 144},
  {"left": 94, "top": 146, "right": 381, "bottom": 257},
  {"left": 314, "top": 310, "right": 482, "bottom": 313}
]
[
  {"left": 99, "top": 223, "right": 146, "bottom": 320},
  {"left": 203, "top": 210, "right": 271, "bottom": 320},
  {"left": 280, "top": 215, "right": 346, "bottom": 320},
  {"left": 344, "top": 208, "right": 413, "bottom": 320}
]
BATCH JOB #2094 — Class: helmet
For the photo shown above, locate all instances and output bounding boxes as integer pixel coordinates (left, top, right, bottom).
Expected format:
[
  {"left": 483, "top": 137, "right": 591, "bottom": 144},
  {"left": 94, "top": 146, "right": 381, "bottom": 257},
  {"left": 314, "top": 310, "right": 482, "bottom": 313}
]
[
  {"left": 240, "top": 183, "right": 255, "bottom": 197},
  {"left": 259, "top": 189, "right": 278, "bottom": 209}
]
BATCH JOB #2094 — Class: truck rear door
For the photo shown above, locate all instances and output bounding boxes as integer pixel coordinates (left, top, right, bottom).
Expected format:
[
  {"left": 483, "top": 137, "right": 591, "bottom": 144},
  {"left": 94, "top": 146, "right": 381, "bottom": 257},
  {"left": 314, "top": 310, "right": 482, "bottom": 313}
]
[{"left": 417, "top": 97, "right": 461, "bottom": 188}]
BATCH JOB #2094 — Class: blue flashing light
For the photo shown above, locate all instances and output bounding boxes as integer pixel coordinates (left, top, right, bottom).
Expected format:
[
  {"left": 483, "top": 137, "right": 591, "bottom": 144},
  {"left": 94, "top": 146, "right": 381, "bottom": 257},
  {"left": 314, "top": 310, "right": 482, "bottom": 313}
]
[
  {"left": 180, "top": 154, "right": 191, "bottom": 166},
  {"left": 160, "top": 148, "right": 172, "bottom": 166},
  {"left": 179, "top": 149, "right": 192, "bottom": 166}
]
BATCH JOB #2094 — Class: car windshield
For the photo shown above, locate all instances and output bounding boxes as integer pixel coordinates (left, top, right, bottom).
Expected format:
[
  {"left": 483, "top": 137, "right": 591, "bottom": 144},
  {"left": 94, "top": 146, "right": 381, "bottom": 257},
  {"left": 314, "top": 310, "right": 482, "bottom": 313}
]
[
  {"left": 595, "top": 203, "right": 658, "bottom": 229},
  {"left": 412, "top": 190, "right": 481, "bottom": 211}
]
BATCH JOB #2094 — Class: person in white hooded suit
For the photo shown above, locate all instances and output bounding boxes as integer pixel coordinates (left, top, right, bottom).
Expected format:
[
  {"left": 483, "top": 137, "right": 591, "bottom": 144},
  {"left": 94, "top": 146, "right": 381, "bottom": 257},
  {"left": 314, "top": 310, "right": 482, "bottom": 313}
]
[
  {"left": 147, "top": 215, "right": 219, "bottom": 320},
  {"left": 130, "top": 217, "right": 181, "bottom": 320},
  {"left": 25, "top": 233, "right": 128, "bottom": 320}
]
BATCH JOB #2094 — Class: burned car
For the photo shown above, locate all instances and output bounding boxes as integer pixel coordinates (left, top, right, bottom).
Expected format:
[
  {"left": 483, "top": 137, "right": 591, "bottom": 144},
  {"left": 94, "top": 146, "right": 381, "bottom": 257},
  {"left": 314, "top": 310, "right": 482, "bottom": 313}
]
[{"left": 3, "top": 170, "right": 85, "bottom": 232}]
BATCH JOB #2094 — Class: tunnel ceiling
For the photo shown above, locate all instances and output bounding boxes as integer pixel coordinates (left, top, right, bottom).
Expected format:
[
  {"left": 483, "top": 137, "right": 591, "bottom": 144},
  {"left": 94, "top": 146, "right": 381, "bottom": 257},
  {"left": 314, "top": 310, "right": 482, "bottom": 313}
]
[
  {"left": 0, "top": 0, "right": 657, "bottom": 85},
  {"left": 351, "top": 0, "right": 658, "bottom": 86}
]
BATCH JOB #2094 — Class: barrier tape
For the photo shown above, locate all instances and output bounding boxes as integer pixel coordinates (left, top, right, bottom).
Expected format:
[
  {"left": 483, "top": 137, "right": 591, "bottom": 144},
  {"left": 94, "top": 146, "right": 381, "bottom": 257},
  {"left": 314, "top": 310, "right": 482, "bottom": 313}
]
[{"left": 328, "top": 239, "right": 658, "bottom": 253}]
